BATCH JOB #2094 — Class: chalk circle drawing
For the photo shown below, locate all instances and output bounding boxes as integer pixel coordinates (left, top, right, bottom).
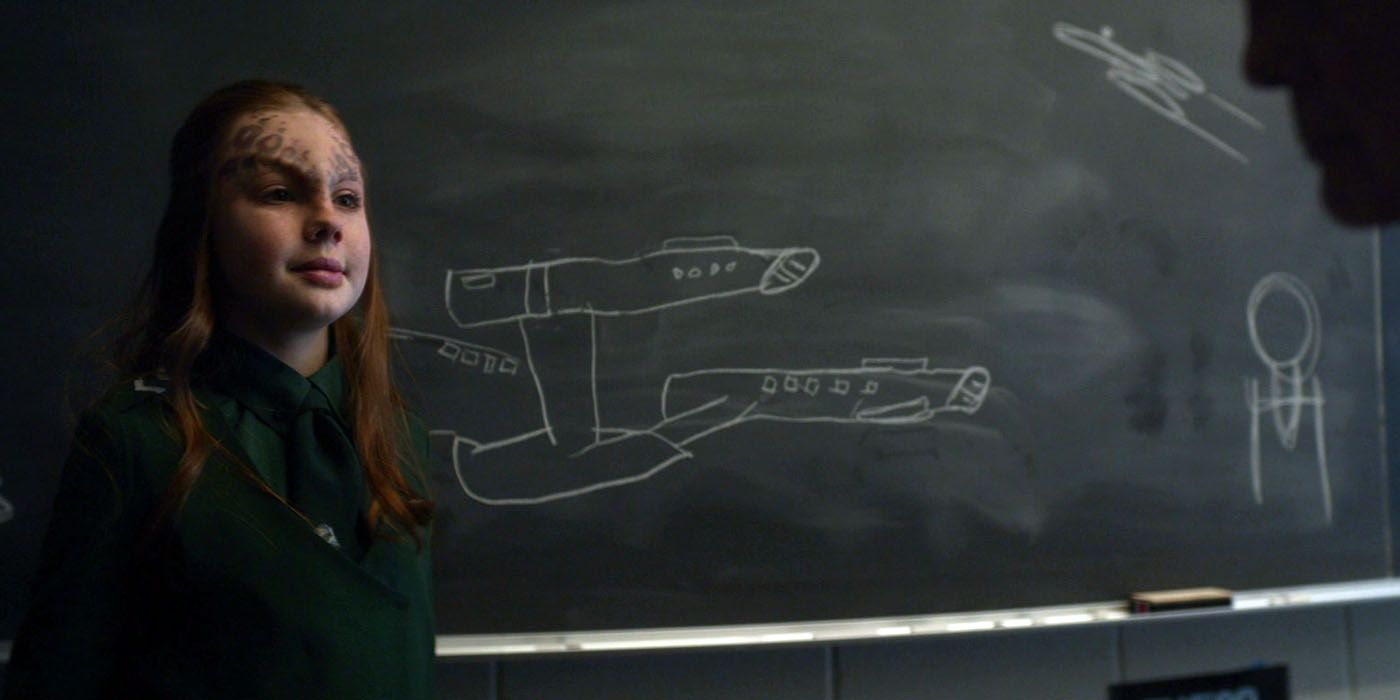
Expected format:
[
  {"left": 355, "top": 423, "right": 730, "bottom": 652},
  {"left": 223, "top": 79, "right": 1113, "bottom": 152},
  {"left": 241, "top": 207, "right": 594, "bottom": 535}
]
[
  {"left": 395, "top": 236, "right": 993, "bottom": 506},
  {"left": 0, "top": 475, "right": 13, "bottom": 524},
  {"left": 1052, "top": 21, "right": 1263, "bottom": 164},
  {"left": 1244, "top": 272, "right": 1330, "bottom": 522}
]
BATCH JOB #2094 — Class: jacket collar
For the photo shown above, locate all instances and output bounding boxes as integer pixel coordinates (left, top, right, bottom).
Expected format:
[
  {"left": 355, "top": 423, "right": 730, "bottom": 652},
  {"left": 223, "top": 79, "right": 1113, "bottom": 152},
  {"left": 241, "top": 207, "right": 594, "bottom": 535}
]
[{"left": 205, "top": 331, "right": 349, "bottom": 437}]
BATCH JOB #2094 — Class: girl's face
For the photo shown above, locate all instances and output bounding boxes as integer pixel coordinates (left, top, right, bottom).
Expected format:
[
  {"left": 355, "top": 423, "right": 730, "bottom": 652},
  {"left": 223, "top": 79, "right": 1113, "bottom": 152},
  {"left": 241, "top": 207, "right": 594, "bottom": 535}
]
[{"left": 208, "top": 108, "right": 370, "bottom": 346}]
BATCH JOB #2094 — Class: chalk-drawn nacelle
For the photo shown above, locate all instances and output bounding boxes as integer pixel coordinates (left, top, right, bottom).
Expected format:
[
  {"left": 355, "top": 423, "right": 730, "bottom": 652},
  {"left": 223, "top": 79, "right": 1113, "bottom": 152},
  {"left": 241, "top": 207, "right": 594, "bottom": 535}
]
[
  {"left": 660, "top": 359, "right": 991, "bottom": 426},
  {"left": 388, "top": 327, "right": 550, "bottom": 448},
  {"left": 388, "top": 328, "right": 524, "bottom": 377},
  {"left": 445, "top": 236, "right": 820, "bottom": 328}
]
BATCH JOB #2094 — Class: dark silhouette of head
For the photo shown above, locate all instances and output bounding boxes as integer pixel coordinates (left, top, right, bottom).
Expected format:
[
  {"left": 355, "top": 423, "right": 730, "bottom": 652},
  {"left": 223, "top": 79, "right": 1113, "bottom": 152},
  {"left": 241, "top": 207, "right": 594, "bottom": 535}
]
[{"left": 1245, "top": 0, "right": 1400, "bottom": 226}]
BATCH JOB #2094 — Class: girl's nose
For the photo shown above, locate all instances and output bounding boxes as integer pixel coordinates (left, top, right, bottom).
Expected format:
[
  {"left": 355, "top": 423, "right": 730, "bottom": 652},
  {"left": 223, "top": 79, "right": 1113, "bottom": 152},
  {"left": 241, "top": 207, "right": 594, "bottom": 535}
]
[
  {"left": 305, "top": 197, "right": 344, "bottom": 243},
  {"left": 306, "top": 214, "right": 343, "bottom": 244}
]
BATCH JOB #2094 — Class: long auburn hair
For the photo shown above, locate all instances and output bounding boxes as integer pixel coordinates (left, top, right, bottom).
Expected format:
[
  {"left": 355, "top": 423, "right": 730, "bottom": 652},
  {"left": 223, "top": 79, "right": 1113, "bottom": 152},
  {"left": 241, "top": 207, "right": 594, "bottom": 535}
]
[{"left": 115, "top": 79, "right": 433, "bottom": 546}]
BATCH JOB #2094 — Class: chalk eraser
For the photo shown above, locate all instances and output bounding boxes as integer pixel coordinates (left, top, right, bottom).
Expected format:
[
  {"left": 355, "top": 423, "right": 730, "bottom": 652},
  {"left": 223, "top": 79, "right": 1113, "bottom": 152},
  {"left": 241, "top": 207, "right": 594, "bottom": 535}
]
[{"left": 1129, "top": 587, "right": 1233, "bottom": 613}]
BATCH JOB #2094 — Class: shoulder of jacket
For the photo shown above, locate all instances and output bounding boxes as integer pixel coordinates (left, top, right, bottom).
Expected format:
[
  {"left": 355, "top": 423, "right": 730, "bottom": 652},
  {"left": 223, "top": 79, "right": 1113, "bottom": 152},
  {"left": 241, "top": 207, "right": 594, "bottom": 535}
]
[{"left": 89, "top": 373, "right": 174, "bottom": 422}]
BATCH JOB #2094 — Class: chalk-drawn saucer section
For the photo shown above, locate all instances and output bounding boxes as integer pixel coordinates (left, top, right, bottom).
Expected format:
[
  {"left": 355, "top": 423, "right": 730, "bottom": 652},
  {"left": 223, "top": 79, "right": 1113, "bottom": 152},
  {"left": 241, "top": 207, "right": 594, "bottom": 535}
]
[
  {"left": 443, "top": 430, "right": 692, "bottom": 506},
  {"left": 660, "top": 359, "right": 992, "bottom": 429},
  {"left": 445, "top": 236, "right": 820, "bottom": 328}
]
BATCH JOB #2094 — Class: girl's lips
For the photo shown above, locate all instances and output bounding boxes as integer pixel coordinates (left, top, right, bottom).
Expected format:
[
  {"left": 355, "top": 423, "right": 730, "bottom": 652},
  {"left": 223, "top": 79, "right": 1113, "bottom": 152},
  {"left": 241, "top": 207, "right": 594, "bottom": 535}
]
[
  {"left": 292, "top": 259, "right": 347, "bottom": 287},
  {"left": 296, "top": 268, "right": 345, "bottom": 287},
  {"left": 291, "top": 257, "right": 345, "bottom": 273}
]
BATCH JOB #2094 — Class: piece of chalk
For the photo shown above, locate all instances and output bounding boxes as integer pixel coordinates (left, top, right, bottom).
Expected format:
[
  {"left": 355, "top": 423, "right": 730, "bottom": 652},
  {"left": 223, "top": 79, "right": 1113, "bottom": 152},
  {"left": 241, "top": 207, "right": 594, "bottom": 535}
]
[{"left": 1129, "top": 587, "right": 1233, "bottom": 613}]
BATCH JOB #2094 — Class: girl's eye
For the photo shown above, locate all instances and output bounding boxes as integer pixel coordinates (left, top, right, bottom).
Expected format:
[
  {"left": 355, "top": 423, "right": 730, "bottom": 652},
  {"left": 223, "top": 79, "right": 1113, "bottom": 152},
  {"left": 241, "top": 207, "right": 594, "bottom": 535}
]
[
  {"left": 335, "top": 192, "right": 362, "bottom": 209},
  {"left": 260, "top": 186, "right": 294, "bottom": 203}
]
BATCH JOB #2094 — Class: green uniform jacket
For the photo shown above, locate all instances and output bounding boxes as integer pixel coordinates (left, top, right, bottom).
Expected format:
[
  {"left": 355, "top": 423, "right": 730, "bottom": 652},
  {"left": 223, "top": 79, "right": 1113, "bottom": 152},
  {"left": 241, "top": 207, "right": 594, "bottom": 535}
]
[{"left": 5, "top": 341, "right": 435, "bottom": 699}]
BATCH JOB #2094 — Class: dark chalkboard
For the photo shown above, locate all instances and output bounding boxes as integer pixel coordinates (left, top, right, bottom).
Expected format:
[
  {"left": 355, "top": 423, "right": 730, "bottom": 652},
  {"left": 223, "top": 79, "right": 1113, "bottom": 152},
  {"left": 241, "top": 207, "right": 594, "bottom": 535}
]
[{"left": 2, "top": 0, "right": 1390, "bottom": 639}]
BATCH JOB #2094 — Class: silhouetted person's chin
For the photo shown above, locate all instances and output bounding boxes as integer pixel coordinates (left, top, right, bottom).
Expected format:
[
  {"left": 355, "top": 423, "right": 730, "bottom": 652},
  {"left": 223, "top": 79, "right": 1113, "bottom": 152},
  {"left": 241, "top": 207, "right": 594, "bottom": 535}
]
[
  {"left": 1318, "top": 159, "right": 1400, "bottom": 228},
  {"left": 1303, "top": 118, "right": 1400, "bottom": 226}
]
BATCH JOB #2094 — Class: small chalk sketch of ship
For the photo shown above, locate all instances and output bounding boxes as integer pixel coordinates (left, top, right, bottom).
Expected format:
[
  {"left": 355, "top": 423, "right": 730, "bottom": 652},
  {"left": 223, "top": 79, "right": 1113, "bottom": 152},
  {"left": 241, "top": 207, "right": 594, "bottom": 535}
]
[{"left": 1244, "top": 272, "right": 1332, "bottom": 523}]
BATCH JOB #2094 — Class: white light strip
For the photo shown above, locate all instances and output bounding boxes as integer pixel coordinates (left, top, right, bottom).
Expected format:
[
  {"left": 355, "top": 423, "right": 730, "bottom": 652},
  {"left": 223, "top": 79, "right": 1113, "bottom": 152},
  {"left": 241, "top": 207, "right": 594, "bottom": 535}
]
[
  {"left": 468, "top": 644, "right": 545, "bottom": 655},
  {"left": 946, "top": 621, "right": 997, "bottom": 633},
  {"left": 1232, "top": 579, "right": 1400, "bottom": 611},
  {"left": 579, "top": 636, "right": 753, "bottom": 652},
  {"left": 1042, "top": 613, "right": 1095, "bottom": 626},
  {"left": 875, "top": 626, "right": 914, "bottom": 637},
  {"left": 423, "top": 578, "right": 1400, "bottom": 657}
]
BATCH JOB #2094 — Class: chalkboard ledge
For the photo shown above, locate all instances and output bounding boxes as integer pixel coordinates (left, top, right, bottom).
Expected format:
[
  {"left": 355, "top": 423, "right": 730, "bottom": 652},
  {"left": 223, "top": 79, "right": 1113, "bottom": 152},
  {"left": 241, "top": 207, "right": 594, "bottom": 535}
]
[
  {"left": 430, "top": 578, "right": 1400, "bottom": 658},
  {"left": 5, "top": 580, "right": 1398, "bottom": 663}
]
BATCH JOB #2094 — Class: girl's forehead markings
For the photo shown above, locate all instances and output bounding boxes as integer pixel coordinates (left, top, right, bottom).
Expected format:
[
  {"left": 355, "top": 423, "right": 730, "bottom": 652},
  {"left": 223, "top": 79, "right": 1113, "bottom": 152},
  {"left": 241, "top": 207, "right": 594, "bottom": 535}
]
[
  {"left": 232, "top": 123, "right": 262, "bottom": 149},
  {"left": 216, "top": 153, "right": 322, "bottom": 185},
  {"left": 328, "top": 169, "right": 361, "bottom": 186},
  {"left": 278, "top": 144, "right": 312, "bottom": 168},
  {"left": 256, "top": 133, "right": 284, "bottom": 156},
  {"left": 221, "top": 112, "right": 362, "bottom": 187}
]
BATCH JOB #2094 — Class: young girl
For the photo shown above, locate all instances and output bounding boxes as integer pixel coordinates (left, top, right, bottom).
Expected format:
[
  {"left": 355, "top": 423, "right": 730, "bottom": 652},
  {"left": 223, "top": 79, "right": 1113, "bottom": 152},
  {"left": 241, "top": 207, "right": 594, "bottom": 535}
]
[{"left": 5, "top": 80, "right": 436, "bottom": 699}]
